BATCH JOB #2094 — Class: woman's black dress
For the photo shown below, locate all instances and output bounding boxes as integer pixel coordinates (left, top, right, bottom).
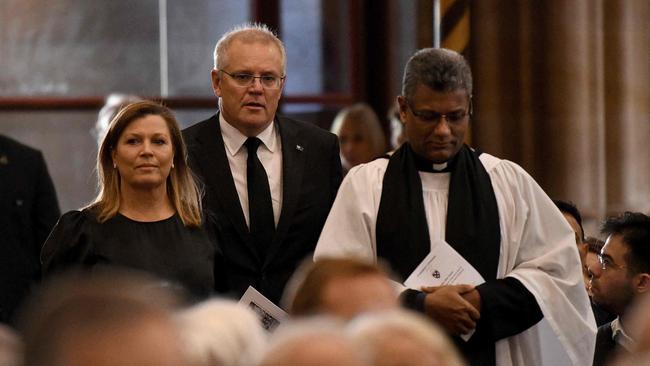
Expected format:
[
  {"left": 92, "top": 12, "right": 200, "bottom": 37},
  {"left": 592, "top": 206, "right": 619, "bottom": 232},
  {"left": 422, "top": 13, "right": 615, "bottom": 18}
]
[{"left": 41, "top": 209, "right": 216, "bottom": 299}]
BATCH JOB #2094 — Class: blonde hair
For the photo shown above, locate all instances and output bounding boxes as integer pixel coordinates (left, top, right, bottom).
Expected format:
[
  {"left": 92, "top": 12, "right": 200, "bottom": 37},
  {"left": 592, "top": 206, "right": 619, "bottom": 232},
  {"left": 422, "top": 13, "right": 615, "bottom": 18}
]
[
  {"left": 89, "top": 100, "right": 203, "bottom": 228},
  {"left": 330, "top": 103, "right": 387, "bottom": 158},
  {"left": 214, "top": 23, "right": 286, "bottom": 75}
]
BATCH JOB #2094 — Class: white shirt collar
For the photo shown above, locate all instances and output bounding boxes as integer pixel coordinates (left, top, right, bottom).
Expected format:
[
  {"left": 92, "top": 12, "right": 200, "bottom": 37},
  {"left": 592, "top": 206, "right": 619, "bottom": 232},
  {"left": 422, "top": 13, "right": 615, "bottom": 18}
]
[
  {"left": 219, "top": 113, "right": 277, "bottom": 156},
  {"left": 611, "top": 317, "right": 636, "bottom": 351},
  {"left": 432, "top": 162, "right": 448, "bottom": 171}
]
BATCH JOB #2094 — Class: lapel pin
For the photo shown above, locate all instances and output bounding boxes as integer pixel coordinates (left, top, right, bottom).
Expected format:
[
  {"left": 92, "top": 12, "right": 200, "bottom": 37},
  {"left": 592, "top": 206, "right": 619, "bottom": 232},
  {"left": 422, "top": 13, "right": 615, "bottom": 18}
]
[
  {"left": 296, "top": 145, "right": 304, "bottom": 152},
  {"left": 0, "top": 155, "right": 8, "bottom": 165}
]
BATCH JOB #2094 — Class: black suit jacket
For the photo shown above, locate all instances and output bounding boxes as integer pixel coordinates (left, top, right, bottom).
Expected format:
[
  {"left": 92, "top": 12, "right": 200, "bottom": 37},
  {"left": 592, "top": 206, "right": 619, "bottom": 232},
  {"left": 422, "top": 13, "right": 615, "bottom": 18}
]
[
  {"left": 593, "top": 321, "right": 622, "bottom": 366},
  {"left": 183, "top": 114, "right": 342, "bottom": 304},
  {"left": 0, "top": 135, "right": 60, "bottom": 324}
]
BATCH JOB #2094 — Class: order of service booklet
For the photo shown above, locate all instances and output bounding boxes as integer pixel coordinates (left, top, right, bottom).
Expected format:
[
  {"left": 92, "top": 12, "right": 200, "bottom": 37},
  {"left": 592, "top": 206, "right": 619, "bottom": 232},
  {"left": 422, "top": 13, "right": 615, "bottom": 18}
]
[
  {"left": 239, "top": 285, "right": 288, "bottom": 332},
  {"left": 404, "top": 239, "right": 485, "bottom": 340},
  {"left": 404, "top": 239, "right": 485, "bottom": 289}
]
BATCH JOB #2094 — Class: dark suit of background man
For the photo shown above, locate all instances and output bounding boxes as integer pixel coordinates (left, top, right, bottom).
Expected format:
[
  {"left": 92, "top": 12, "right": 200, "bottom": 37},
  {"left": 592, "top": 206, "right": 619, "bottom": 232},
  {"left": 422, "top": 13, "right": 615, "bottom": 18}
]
[
  {"left": 183, "top": 24, "right": 342, "bottom": 304},
  {"left": 0, "top": 134, "right": 60, "bottom": 324}
]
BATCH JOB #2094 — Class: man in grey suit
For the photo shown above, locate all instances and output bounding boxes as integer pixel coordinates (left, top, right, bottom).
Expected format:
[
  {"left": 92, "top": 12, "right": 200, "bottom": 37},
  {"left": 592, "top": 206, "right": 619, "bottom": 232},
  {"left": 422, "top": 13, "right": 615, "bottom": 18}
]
[{"left": 183, "top": 24, "right": 342, "bottom": 304}]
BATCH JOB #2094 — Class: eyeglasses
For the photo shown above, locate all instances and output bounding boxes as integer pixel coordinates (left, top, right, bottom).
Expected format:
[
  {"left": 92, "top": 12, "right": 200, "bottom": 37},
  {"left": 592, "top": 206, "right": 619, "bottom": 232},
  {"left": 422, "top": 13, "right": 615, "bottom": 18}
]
[
  {"left": 405, "top": 99, "right": 471, "bottom": 124},
  {"left": 219, "top": 69, "right": 285, "bottom": 89},
  {"left": 597, "top": 254, "right": 627, "bottom": 271}
]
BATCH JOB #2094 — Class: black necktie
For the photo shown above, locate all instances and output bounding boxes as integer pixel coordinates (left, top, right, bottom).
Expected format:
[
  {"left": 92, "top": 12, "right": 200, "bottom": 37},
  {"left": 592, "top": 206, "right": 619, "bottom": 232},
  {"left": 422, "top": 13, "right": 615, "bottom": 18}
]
[{"left": 245, "top": 137, "right": 275, "bottom": 258}]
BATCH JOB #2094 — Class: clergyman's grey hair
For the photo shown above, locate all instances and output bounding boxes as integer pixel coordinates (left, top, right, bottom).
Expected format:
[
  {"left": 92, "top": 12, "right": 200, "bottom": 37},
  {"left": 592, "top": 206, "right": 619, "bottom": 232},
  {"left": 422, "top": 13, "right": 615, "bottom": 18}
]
[{"left": 401, "top": 48, "right": 472, "bottom": 99}]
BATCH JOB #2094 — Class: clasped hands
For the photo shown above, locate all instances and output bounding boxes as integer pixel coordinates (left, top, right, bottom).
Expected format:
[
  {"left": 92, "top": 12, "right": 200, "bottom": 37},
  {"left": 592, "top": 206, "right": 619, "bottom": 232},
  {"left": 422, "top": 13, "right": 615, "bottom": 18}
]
[{"left": 421, "top": 284, "right": 481, "bottom": 336}]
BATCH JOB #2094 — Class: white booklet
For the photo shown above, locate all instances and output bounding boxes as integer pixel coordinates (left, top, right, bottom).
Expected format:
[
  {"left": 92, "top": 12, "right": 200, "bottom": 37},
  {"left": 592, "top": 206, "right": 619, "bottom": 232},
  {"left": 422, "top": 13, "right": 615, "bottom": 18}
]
[
  {"left": 239, "top": 286, "right": 288, "bottom": 332},
  {"left": 404, "top": 239, "right": 485, "bottom": 341},
  {"left": 404, "top": 239, "right": 485, "bottom": 289}
]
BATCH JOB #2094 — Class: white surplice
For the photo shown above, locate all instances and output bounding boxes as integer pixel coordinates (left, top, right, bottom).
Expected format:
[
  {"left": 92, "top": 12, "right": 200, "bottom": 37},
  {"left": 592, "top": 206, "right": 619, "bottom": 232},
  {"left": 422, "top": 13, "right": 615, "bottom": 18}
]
[{"left": 314, "top": 153, "right": 596, "bottom": 366}]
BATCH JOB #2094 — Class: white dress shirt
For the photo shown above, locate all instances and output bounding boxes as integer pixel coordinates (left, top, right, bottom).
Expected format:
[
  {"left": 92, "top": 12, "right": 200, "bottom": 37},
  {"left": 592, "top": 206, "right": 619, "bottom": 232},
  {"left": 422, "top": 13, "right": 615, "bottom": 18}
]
[
  {"left": 219, "top": 114, "right": 283, "bottom": 228},
  {"left": 611, "top": 317, "right": 635, "bottom": 352}
]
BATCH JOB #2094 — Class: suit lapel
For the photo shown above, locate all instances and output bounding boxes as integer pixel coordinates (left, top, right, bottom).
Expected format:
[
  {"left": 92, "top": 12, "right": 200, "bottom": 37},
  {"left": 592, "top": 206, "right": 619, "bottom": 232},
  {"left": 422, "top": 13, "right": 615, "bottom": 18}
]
[
  {"left": 263, "top": 117, "right": 306, "bottom": 267},
  {"left": 193, "top": 114, "right": 254, "bottom": 253}
]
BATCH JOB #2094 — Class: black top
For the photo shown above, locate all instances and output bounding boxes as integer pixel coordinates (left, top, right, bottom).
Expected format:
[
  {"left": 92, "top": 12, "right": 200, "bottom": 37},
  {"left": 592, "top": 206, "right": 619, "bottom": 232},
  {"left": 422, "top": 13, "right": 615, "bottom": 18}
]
[{"left": 41, "top": 209, "right": 216, "bottom": 299}]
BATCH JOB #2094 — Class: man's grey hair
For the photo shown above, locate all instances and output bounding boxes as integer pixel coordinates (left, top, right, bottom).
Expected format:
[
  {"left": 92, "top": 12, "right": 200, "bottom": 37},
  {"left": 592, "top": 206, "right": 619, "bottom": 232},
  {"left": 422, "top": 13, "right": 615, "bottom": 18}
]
[
  {"left": 401, "top": 48, "right": 472, "bottom": 100},
  {"left": 213, "top": 23, "right": 286, "bottom": 75}
]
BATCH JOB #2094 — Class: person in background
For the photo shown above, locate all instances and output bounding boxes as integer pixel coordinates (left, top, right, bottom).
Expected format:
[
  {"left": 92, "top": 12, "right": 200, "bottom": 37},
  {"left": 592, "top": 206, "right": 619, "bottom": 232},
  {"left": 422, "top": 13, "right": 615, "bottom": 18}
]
[
  {"left": 0, "top": 134, "right": 60, "bottom": 325},
  {"left": 387, "top": 101, "right": 406, "bottom": 150},
  {"left": 41, "top": 101, "right": 216, "bottom": 299},
  {"left": 183, "top": 23, "right": 342, "bottom": 304},
  {"left": 282, "top": 257, "right": 398, "bottom": 320},
  {"left": 330, "top": 103, "right": 387, "bottom": 173},
  {"left": 315, "top": 47, "right": 595, "bottom": 365},
  {"left": 553, "top": 199, "right": 589, "bottom": 285},
  {"left": 589, "top": 212, "right": 650, "bottom": 366},
  {"left": 585, "top": 236, "right": 616, "bottom": 326},
  {"left": 92, "top": 93, "right": 143, "bottom": 147},
  {"left": 586, "top": 236, "right": 606, "bottom": 290}
]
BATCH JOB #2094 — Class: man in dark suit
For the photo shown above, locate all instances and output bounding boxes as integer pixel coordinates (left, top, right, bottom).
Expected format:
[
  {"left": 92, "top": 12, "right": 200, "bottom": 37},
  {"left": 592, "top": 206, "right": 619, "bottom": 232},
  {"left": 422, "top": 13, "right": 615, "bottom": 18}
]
[
  {"left": 183, "top": 24, "right": 342, "bottom": 304},
  {"left": 0, "top": 134, "right": 60, "bottom": 324},
  {"left": 589, "top": 212, "right": 650, "bottom": 366}
]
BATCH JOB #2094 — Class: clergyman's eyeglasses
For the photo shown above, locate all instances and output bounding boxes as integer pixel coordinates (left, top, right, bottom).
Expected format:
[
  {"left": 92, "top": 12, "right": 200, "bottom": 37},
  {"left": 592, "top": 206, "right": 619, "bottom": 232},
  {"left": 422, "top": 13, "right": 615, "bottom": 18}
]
[{"left": 404, "top": 98, "right": 472, "bottom": 124}]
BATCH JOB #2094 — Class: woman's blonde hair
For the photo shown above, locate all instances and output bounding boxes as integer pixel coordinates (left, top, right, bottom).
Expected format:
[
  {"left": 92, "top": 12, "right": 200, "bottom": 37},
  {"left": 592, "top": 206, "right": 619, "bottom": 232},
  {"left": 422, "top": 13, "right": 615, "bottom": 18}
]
[{"left": 88, "top": 100, "right": 203, "bottom": 228}]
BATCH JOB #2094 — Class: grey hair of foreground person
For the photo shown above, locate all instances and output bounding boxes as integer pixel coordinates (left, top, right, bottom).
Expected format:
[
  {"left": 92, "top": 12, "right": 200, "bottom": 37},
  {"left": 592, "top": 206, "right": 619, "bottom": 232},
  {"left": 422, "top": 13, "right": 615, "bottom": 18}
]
[
  {"left": 257, "top": 316, "right": 370, "bottom": 366},
  {"left": 347, "top": 309, "right": 466, "bottom": 366},
  {"left": 175, "top": 299, "right": 268, "bottom": 366}
]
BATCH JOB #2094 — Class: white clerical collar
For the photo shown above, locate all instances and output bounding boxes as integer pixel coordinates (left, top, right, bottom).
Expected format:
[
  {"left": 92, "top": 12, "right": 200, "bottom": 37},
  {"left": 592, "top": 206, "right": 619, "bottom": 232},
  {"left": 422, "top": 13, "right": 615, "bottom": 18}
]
[
  {"left": 432, "top": 162, "right": 448, "bottom": 172},
  {"left": 219, "top": 113, "right": 277, "bottom": 156},
  {"left": 611, "top": 317, "right": 635, "bottom": 351}
]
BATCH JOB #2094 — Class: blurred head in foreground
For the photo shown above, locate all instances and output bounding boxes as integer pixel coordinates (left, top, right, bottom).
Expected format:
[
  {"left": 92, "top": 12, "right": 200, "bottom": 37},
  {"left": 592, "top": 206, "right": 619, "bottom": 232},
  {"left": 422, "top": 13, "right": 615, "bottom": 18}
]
[
  {"left": 347, "top": 309, "right": 466, "bottom": 366},
  {"left": 18, "top": 269, "right": 186, "bottom": 366},
  {"left": 175, "top": 299, "right": 267, "bottom": 366},
  {"left": 283, "top": 257, "right": 398, "bottom": 320},
  {"left": 258, "top": 317, "right": 368, "bottom": 366}
]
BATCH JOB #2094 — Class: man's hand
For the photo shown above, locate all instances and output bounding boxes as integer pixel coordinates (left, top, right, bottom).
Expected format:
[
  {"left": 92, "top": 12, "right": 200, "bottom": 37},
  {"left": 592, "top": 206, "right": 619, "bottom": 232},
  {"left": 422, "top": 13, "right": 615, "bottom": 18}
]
[{"left": 421, "top": 284, "right": 480, "bottom": 335}]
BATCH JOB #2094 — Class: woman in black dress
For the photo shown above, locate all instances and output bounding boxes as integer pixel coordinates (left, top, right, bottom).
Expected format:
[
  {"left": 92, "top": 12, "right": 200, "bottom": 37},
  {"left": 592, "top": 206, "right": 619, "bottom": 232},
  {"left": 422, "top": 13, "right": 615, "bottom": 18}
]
[{"left": 41, "top": 101, "right": 215, "bottom": 299}]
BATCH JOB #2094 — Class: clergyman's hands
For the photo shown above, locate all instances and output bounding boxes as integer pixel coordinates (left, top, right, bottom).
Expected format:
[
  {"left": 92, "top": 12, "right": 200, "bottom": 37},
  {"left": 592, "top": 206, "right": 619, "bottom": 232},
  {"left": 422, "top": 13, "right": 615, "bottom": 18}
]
[{"left": 421, "top": 284, "right": 480, "bottom": 335}]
